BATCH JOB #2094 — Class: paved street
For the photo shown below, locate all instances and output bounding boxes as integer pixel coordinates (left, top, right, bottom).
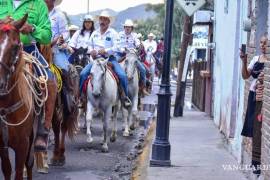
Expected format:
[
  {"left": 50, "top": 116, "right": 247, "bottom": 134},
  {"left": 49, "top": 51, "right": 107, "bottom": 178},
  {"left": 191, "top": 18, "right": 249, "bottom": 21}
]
[{"left": 1, "top": 110, "right": 147, "bottom": 180}]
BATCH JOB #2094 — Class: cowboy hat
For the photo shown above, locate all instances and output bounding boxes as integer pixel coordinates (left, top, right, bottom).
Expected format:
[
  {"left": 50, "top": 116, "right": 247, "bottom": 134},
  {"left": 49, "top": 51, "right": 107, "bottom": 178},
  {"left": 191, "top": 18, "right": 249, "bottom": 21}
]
[
  {"left": 122, "top": 19, "right": 134, "bottom": 27},
  {"left": 148, "top": 33, "right": 156, "bottom": 39},
  {"left": 83, "top": 14, "right": 94, "bottom": 22},
  {"left": 54, "top": 0, "right": 62, "bottom": 6},
  {"left": 68, "top": 25, "right": 79, "bottom": 31},
  {"left": 96, "top": 10, "right": 115, "bottom": 23},
  {"left": 137, "top": 33, "right": 143, "bottom": 39}
]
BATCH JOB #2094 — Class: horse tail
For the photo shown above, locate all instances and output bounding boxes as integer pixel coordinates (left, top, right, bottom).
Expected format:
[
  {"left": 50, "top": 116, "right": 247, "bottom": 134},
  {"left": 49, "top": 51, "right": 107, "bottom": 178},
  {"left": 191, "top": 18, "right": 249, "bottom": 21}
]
[{"left": 64, "top": 110, "right": 78, "bottom": 139}]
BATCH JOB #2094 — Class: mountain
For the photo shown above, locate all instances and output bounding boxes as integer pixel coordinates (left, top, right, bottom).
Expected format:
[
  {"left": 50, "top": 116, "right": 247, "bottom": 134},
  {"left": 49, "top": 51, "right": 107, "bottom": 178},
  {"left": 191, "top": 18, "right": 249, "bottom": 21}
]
[{"left": 67, "top": 4, "right": 156, "bottom": 31}]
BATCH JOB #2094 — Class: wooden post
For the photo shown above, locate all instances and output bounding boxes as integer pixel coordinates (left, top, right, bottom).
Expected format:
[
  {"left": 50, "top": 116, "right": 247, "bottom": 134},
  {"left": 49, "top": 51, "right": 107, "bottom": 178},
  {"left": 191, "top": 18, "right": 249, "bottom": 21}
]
[{"left": 173, "top": 15, "right": 193, "bottom": 117}]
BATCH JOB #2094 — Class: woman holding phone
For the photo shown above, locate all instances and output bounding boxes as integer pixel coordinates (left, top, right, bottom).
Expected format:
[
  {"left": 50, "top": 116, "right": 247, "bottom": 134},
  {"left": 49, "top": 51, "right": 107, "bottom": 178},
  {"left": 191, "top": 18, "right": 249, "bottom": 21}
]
[{"left": 240, "top": 35, "right": 268, "bottom": 175}]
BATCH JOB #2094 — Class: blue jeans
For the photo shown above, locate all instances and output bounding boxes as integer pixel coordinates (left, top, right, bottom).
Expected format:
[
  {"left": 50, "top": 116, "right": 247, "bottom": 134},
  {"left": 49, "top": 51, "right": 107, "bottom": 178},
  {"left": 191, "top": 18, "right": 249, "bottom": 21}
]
[
  {"left": 53, "top": 48, "right": 70, "bottom": 71},
  {"left": 23, "top": 45, "right": 54, "bottom": 80},
  {"left": 79, "top": 55, "right": 128, "bottom": 96},
  {"left": 136, "top": 60, "right": 146, "bottom": 86}
]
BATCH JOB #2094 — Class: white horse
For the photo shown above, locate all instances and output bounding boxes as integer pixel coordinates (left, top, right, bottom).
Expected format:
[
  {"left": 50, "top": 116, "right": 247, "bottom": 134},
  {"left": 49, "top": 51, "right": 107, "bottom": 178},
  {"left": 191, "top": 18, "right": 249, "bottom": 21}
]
[
  {"left": 121, "top": 49, "right": 139, "bottom": 136},
  {"left": 145, "top": 51, "right": 156, "bottom": 82},
  {"left": 86, "top": 58, "right": 119, "bottom": 152}
]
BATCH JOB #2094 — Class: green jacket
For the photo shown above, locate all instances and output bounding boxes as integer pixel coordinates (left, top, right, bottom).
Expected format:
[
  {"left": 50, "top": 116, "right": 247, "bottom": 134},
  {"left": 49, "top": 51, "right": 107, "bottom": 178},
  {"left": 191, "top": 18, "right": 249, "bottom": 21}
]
[{"left": 0, "top": 0, "right": 52, "bottom": 45}]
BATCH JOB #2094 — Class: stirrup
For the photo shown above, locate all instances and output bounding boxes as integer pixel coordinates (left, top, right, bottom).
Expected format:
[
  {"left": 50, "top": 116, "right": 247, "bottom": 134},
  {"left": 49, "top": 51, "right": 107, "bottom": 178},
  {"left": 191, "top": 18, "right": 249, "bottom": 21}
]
[{"left": 123, "top": 97, "right": 132, "bottom": 108}]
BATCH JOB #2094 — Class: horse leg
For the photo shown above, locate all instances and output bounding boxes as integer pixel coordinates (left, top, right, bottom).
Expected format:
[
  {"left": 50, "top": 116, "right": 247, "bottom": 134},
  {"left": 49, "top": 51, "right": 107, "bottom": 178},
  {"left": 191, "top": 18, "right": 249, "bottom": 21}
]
[
  {"left": 122, "top": 107, "right": 129, "bottom": 137},
  {"left": 50, "top": 115, "right": 61, "bottom": 166},
  {"left": 0, "top": 149, "right": 12, "bottom": 180},
  {"left": 86, "top": 101, "right": 94, "bottom": 143},
  {"left": 14, "top": 140, "right": 29, "bottom": 180},
  {"left": 110, "top": 105, "right": 118, "bottom": 142},
  {"left": 25, "top": 131, "right": 34, "bottom": 180},
  {"left": 101, "top": 106, "right": 112, "bottom": 153},
  {"left": 130, "top": 94, "right": 139, "bottom": 131},
  {"left": 58, "top": 123, "right": 67, "bottom": 166}
]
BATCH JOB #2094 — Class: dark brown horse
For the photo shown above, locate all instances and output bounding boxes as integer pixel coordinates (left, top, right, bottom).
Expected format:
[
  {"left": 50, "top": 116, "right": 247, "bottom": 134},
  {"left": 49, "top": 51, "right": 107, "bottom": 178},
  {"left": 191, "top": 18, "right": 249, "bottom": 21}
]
[
  {"left": 0, "top": 15, "right": 35, "bottom": 180},
  {"left": 39, "top": 45, "right": 79, "bottom": 167}
]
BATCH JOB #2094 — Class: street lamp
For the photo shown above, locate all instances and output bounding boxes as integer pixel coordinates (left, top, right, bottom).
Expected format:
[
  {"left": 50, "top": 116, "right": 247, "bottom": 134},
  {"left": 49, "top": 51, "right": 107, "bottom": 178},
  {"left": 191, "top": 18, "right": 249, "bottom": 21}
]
[
  {"left": 150, "top": 0, "right": 174, "bottom": 167},
  {"left": 87, "top": 0, "right": 90, "bottom": 14}
]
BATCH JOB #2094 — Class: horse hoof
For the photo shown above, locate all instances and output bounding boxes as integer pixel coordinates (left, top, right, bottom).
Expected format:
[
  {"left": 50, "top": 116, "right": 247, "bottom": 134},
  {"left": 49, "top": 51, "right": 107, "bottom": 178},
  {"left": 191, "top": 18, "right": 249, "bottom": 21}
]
[
  {"left": 110, "top": 136, "right": 116, "bottom": 142},
  {"left": 130, "top": 124, "right": 135, "bottom": 130},
  {"left": 58, "top": 157, "right": 66, "bottom": 166},
  {"left": 123, "top": 131, "right": 130, "bottom": 137},
  {"left": 87, "top": 137, "right": 93, "bottom": 143},
  {"left": 101, "top": 146, "right": 109, "bottom": 153}
]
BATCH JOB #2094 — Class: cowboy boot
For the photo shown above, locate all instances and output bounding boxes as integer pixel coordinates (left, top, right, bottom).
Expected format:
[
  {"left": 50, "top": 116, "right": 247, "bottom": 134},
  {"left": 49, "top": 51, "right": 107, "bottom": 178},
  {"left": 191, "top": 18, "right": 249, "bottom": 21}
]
[
  {"left": 34, "top": 79, "right": 57, "bottom": 151},
  {"left": 118, "top": 85, "right": 132, "bottom": 108}
]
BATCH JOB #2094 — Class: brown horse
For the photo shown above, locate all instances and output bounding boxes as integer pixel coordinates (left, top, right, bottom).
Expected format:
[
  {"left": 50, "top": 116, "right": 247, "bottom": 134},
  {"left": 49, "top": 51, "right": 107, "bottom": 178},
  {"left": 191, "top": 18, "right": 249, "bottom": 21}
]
[
  {"left": 39, "top": 45, "right": 79, "bottom": 167},
  {"left": 0, "top": 15, "right": 35, "bottom": 180}
]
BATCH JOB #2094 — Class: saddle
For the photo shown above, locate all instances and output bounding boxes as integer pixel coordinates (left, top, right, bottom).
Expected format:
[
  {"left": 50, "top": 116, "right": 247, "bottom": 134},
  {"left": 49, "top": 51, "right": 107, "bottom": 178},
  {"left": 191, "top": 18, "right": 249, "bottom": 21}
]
[{"left": 82, "top": 62, "right": 119, "bottom": 94}]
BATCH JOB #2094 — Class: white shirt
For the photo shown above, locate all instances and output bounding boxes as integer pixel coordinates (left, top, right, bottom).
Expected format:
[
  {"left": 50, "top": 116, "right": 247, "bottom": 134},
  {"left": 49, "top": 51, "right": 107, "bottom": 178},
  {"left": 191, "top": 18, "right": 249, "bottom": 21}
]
[
  {"left": 49, "top": 8, "right": 69, "bottom": 41},
  {"left": 69, "top": 30, "right": 92, "bottom": 50},
  {"left": 248, "top": 55, "right": 260, "bottom": 91},
  {"left": 118, "top": 31, "right": 140, "bottom": 52},
  {"left": 143, "top": 39, "right": 157, "bottom": 54},
  {"left": 88, "top": 27, "right": 120, "bottom": 56}
]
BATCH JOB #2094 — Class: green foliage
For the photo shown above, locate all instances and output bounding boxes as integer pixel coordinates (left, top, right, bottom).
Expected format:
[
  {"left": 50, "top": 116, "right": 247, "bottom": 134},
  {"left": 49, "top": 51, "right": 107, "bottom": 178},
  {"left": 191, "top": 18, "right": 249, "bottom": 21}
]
[{"left": 135, "top": 2, "right": 184, "bottom": 67}]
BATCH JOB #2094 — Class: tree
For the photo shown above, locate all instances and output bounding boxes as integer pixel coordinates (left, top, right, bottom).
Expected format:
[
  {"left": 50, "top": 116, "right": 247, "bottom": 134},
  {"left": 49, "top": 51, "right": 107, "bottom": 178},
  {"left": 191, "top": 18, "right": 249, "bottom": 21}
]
[{"left": 135, "top": 2, "right": 184, "bottom": 66}]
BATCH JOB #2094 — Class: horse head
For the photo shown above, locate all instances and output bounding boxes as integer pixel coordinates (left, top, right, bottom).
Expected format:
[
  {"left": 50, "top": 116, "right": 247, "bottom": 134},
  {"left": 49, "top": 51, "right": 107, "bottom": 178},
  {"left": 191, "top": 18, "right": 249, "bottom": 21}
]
[
  {"left": 124, "top": 48, "right": 139, "bottom": 81},
  {"left": 90, "top": 58, "right": 108, "bottom": 97},
  {"left": 0, "top": 14, "right": 28, "bottom": 95},
  {"left": 73, "top": 47, "right": 90, "bottom": 67}
]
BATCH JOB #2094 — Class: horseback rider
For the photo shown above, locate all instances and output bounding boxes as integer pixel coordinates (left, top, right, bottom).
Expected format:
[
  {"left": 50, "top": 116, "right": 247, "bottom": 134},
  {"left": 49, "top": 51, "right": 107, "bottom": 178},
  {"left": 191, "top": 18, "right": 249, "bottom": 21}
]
[
  {"left": 0, "top": 0, "right": 58, "bottom": 151},
  {"left": 68, "top": 14, "right": 95, "bottom": 63},
  {"left": 80, "top": 10, "right": 132, "bottom": 108},
  {"left": 45, "top": 0, "right": 70, "bottom": 72},
  {"left": 118, "top": 19, "right": 149, "bottom": 96},
  {"left": 143, "top": 32, "right": 157, "bottom": 55}
]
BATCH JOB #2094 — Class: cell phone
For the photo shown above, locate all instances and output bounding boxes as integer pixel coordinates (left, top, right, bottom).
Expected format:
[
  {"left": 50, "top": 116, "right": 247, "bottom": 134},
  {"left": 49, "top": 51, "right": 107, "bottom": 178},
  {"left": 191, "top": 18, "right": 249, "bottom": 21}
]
[{"left": 241, "top": 44, "right": 246, "bottom": 54}]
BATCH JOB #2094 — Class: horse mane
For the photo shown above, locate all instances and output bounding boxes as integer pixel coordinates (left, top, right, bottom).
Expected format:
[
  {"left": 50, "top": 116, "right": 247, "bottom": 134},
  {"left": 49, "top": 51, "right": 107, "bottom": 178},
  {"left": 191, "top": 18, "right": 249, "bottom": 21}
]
[{"left": 12, "top": 52, "right": 32, "bottom": 110}]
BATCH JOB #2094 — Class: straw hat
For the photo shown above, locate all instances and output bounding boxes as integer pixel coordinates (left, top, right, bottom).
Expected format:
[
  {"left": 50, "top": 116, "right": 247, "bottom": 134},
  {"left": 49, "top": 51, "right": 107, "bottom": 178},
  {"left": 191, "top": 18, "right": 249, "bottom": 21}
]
[
  {"left": 122, "top": 19, "right": 134, "bottom": 27},
  {"left": 96, "top": 10, "right": 115, "bottom": 23},
  {"left": 54, "top": 0, "right": 62, "bottom": 6},
  {"left": 68, "top": 25, "right": 79, "bottom": 31}
]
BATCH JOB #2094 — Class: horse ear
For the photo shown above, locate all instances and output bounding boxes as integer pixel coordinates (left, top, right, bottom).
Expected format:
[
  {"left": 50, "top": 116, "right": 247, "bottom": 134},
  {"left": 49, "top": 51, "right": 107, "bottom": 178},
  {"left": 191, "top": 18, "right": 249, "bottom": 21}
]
[
  {"left": 84, "top": 48, "right": 88, "bottom": 53},
  {"left": 12, "top": 14, "right": 28, "bottom": 30}
]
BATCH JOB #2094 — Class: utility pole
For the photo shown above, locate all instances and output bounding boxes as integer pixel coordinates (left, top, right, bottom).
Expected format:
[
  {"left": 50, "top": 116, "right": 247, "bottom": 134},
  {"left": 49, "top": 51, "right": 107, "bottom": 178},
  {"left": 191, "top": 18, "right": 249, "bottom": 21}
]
[
  {"left": 150, "top": 0, "right": 173, "bottom": 167},
  {"left": 87, "top": 0, "right": 90, "bottom": 14},
  {"left": 173, "top": 15, "right": 193, "bottom": 117}
]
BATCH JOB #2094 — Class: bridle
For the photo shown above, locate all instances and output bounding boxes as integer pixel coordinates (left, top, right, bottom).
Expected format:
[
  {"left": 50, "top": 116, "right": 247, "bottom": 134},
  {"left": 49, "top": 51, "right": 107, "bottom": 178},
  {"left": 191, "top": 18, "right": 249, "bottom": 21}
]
[{"left": 0, "top": 23, "right": 21, "bottom": 96}]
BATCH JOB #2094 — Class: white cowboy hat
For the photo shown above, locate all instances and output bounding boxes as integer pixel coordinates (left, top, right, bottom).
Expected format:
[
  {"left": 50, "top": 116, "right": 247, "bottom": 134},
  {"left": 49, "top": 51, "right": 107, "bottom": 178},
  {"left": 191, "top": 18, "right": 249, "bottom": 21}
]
[
  {"left": 137, "top": 33, "right": 143, "bottom": 39},
  {"left": 122, "top": 19, "right": 134, "bottom": 27},
  {"left": 148, "top": 33, "right": 155, "bottom": 38},
  {"left": 83, "top": 14, "right": 94, "bottom": 22},
  {"left": 68, "top": 25, "right": 79, "bottom": 31},
  {"left": 54, "top": 0, "right": 62, "bottom": 6},
  {"left": 96, "top": 10, "right": 115, "bottom": 23}
]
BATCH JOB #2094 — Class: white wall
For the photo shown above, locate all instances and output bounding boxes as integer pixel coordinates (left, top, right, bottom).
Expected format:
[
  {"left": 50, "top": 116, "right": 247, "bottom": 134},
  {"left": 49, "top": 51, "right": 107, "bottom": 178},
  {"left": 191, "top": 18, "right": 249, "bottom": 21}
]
[{"left": 213, "top": 0, "right": 248, "bottom": 161}]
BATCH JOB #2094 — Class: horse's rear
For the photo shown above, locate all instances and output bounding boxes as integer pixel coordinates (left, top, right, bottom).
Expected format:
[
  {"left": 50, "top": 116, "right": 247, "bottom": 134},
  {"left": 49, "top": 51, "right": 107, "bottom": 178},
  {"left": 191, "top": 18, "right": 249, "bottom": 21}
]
[{"left": 0, "top": 15, "right": 36, "bottom": 180}]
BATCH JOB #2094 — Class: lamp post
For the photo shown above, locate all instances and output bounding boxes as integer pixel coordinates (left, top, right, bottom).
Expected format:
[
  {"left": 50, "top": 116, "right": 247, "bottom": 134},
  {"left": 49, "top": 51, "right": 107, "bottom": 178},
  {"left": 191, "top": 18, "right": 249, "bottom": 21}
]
[
  {"left": 87, "top": 0, "right": 90, "bottom": 14},
  {"left": 150, "top": 0, "right": 174, "bottom": 167}
]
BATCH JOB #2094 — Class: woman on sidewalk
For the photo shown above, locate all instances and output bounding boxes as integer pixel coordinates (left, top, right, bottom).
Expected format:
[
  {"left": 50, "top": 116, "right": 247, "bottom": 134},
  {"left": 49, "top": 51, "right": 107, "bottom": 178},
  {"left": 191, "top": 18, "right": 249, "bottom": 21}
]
[{"left": 240, "top": 35, "right": 268, "bottom": 175}]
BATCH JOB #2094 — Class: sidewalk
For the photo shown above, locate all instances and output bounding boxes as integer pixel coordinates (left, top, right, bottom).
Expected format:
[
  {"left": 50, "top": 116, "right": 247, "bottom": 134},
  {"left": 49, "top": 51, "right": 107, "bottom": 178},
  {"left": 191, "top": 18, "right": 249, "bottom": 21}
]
[{"left": 146, "top": 109, "right": 248, "bottom": 180}]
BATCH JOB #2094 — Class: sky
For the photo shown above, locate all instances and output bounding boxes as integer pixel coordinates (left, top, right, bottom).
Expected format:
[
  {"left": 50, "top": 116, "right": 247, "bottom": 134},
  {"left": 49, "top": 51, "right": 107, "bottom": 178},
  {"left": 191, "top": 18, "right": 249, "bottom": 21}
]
[{"left": 59, "top": 0, "right": 164, "bottom": 15}]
